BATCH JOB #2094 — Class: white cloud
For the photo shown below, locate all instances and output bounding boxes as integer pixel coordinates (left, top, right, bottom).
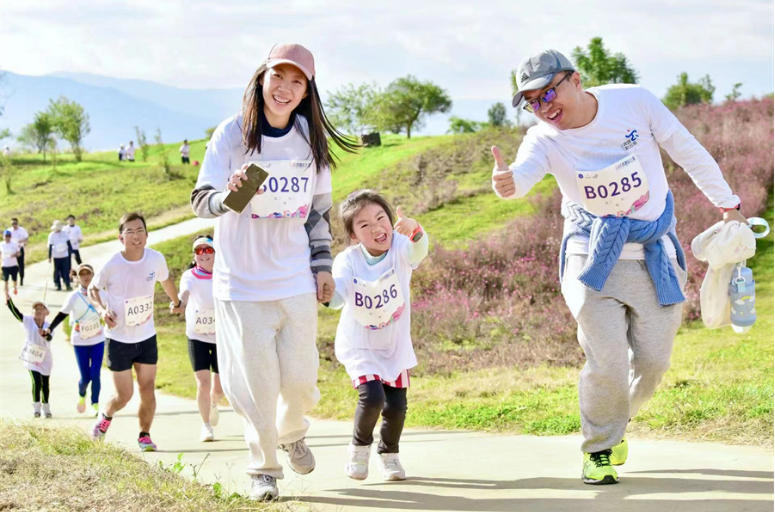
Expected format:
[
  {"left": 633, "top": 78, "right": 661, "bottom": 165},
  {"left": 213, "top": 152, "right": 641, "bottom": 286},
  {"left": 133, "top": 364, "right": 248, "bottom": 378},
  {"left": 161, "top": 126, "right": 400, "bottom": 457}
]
[{"left": 1, "top": 0, "right": 772, "bottom": 103}]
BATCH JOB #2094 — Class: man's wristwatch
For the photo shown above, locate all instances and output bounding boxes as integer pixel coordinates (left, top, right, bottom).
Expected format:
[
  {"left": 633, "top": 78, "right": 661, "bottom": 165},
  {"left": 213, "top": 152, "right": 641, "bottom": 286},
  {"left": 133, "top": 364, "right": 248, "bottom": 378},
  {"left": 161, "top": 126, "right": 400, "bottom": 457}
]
[{"left": 719, "top": 203, "right": 741, "bottom": 213}]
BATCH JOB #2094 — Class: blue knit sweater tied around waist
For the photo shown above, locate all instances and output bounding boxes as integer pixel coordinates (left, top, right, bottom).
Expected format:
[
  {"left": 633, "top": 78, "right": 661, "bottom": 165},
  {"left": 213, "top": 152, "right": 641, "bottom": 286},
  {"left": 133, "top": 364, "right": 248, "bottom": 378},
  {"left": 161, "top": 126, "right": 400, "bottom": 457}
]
[{"left": 559, "top": 190, "right": 686, "bottom": 307}]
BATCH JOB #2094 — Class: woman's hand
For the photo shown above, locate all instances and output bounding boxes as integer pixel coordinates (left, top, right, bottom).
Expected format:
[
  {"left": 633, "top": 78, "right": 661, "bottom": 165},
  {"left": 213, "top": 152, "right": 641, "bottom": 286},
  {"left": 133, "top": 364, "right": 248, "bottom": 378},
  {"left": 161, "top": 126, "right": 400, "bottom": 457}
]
[
  {"left": 226, "top": 164, "right": 265, "bottom": 195},
  {"left": 316, "top": 271, "right": 335, "bottom": 304}
]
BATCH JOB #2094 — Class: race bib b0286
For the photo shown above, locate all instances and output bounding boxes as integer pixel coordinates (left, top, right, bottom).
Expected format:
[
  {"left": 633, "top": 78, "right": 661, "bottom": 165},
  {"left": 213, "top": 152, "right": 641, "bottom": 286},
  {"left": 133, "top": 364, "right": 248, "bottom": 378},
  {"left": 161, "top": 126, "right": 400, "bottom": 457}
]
[
  {"left": 124, "top": 295, "right": 154, "bottom": 327},
  {"left": 249, "top": 160, "right": 314, "bottom": 219},
  {"left": 349, "top": 268, "right": 406, "bottom": 330},
  {"left": 576, "top": 154, "right": 650, "bottom": 217}
]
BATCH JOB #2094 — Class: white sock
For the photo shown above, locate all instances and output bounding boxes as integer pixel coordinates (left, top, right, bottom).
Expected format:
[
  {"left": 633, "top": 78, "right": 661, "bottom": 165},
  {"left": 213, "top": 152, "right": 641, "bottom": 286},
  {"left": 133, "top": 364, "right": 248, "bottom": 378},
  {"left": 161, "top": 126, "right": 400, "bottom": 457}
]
[
  {"left": 203, "top": 422, "right": 211, "bottom": 428},
  {"left": 33, "top": 402, "right": 41, "bottom": 413},
  {"left": 42, "top": 403, "right": 51, "bottom": 413}
]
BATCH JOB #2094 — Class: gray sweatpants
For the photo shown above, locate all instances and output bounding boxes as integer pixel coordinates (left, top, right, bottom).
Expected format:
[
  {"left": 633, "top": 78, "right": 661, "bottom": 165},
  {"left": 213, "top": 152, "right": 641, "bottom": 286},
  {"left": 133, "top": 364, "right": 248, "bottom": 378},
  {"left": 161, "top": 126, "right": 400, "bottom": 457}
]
[
  {"left": 215, "top": 294, "right": 320, "bottom": 479},
  {"left": 561, "top": 255, "right": 686, "bottom": 454}
]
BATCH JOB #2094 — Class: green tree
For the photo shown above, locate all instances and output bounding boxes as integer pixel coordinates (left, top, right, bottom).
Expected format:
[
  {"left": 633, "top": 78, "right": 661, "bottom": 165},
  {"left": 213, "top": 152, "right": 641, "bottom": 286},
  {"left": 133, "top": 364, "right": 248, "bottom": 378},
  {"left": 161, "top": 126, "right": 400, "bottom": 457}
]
[
  {"left": 154, "top": 128, "right": 171, "bottom": 177},
  {"left": 325, "top": 83, "right": 379, "bottom": 135},
  {"left": 48, "top": 96, "right": 90, "bottom": 162},
  {"left": 487, "top": 102, "right": 511, "bottom": 127},
  {"left": 725, "top": 82, "right": 743, "bottom": 102},
  {"left": 663, "top": 73, "right": 715, "bottom": 110},
  {"left": 134, "top": 126, "right": 150, "bottom": 162},
  {"left": 572, "top": 37, "right": 638, "bottom": 87},
  {"left": 17, "top": 112, "right": 55, "bottom": 161},
  {"left": 447, "top": 116, "right": 485, "bottom": 134},
  {"left": 205, "top": 126, "right": 217, "bottom": 140},
  {"left": 370, "top": 76, "right": 452, "bottom": 138}
]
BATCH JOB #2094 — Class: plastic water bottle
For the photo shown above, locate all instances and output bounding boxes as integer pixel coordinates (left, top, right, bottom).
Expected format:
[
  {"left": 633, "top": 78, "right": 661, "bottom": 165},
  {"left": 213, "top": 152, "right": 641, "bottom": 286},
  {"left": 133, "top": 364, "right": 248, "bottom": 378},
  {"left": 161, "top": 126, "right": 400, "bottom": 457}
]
[{"left": 729, "top": 264, "right": 756, "bottom": 334}]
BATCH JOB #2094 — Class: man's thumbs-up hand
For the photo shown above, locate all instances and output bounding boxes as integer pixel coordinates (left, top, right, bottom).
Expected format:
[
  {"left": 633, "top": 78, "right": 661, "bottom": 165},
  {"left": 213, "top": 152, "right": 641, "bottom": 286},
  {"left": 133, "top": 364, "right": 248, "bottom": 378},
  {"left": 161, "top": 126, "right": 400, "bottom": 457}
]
[{"left": 491, "top": 146, "right": 516, "bottom": 198}]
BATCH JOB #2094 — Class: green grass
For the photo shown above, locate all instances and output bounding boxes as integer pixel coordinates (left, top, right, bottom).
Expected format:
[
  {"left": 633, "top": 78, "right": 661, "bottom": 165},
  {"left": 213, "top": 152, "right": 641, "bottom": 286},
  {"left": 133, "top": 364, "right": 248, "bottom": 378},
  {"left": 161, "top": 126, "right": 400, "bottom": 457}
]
[{"left": 0, "top": 421, "right": 267, "bottom": 511}]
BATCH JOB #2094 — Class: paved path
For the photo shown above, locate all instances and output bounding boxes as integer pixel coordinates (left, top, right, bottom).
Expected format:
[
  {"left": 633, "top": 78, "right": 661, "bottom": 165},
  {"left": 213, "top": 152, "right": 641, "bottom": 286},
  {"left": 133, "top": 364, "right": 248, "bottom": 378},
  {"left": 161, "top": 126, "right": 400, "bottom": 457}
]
[{"left": 1, "top": 218, "right": 772, "bottom": 511}]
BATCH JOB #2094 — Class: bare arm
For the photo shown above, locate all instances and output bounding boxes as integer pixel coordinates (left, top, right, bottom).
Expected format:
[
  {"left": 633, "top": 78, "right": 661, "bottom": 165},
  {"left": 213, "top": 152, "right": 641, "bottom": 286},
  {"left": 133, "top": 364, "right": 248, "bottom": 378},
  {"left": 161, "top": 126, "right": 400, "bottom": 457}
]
[{"left": 160, "top": 277, "right": 184, "bottom": 314}]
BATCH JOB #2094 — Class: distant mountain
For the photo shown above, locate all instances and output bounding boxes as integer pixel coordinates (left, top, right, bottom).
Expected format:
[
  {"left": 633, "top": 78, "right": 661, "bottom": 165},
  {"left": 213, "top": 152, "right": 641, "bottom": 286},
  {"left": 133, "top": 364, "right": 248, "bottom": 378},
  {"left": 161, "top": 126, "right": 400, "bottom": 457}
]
[{"left": 1, "top": 71, "right": 506, "bottom": 151}]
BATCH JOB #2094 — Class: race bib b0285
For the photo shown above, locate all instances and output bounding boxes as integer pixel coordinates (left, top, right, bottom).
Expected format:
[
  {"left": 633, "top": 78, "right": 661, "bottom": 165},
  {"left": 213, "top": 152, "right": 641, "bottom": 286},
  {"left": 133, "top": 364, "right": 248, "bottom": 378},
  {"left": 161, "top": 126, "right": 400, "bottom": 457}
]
[
  {"left": 576, "top": 154, "right": 650, "bottom": 217},
  {"left": 249, "top": 160, "right": 314, "bottom": 219}
]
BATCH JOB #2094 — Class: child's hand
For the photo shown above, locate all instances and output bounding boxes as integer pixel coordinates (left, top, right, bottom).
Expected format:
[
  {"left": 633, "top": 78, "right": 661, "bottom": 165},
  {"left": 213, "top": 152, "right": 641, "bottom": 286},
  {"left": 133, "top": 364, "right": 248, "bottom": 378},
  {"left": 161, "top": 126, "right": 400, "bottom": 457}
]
[
  {"left": 316, "top": 271, "right": 335, "bottom": 304},
  {"left": 393, "top": 206, "right": 419, "bottom": 238},
  {"left": 39, "top": 328, "right": 51, "bottom": 337}
]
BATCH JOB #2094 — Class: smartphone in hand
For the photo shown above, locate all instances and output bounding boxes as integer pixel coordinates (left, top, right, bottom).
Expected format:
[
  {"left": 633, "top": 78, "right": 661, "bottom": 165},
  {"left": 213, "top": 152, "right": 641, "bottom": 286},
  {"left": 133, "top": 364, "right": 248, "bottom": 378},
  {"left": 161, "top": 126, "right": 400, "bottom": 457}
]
[{"left": 223, "top": 163, "right": 270, "bottom": 213}]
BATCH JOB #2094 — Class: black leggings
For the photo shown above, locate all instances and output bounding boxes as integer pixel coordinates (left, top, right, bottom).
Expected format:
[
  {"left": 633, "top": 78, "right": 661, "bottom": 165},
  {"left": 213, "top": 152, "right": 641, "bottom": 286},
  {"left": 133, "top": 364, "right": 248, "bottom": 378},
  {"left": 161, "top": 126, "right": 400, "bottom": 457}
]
[
  {"left": 29, "top": 370, "right": 50, "bottom": 404},
  {"left": 353, "top": 380, "right": 407, "bottom": 454}
]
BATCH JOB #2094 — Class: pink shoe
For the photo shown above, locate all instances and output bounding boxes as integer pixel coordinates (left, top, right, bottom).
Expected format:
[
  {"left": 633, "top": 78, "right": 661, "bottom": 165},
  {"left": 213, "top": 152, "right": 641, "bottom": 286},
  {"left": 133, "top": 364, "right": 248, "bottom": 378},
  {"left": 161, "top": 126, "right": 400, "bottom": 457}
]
[
  {"left": 138, "top": 435, "right": 157, "bottom": 452},
  {"left": 91, "top": 414, "right": 111, "bottom": 441}
]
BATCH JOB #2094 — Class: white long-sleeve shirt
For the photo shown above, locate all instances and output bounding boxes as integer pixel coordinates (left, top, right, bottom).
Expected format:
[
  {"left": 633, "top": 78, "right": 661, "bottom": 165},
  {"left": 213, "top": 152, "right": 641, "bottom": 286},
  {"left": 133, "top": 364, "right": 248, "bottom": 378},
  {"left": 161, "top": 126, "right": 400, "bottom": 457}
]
[{"left": 493, "top": 84, "right": 739, "bottom": 260}]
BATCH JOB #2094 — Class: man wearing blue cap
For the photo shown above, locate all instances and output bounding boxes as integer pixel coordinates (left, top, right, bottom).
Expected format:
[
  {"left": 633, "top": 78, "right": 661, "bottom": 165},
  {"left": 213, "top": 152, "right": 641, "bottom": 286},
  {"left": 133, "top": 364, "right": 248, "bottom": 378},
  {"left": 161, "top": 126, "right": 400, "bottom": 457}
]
[
  {"left": 492, "top": 49, "right": 745, "bottom": 484},
  {"left": 1, "top": 229, "right": 21, "bottom": 296}
]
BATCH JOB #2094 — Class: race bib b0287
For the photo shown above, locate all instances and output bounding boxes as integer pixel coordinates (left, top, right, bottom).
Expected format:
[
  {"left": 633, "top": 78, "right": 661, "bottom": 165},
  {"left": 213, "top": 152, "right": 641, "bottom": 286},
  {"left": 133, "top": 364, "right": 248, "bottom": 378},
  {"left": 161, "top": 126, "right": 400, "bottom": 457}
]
[
  {"left": 576, "top": 154, "right": 650, "bottom": 217},
  {"left": 249, "top": 160, "right": 314, "bottom": 219}
]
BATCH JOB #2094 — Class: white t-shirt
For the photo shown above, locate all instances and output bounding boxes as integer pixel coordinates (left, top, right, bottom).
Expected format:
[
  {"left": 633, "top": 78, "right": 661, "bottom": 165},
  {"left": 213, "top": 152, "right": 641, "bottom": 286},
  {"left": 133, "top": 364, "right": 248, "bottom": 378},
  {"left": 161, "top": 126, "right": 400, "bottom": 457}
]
[
  {"left": 63, "top": 224, "right": 83, "bottom": 250},
  {"left": 179, "top": 267, "right": 216, "bottom": 344},
  {"left": 48, "top": 231, "right": 70, "bottom": 259},
  {"left": 196, "top": 114, "right": 332, "bottom": 302},
  {"left": 90, "top": 248, "right": 169, "bottom": 343},
  {"left": 7, "top": 226, "right": 28, "bottom": 247},
  {"left": 1, "top": 241, "right": 19, "bottom": 267},
  {"left": 502, "top": 84, "right": 739, "bottom": 259},
  {"left": 332, "top": 234, "right": 419, "bottom": 382},
  {"left": 60, "top": 288, "right": 106, "bottom": 346},
  {"left": 180, "top": 144, "right": 190, "bottom": 157},
  {"left": 126, "top": 145, "right": 136, "bottom": 159},
  {"left": 21, "top": 316, "right": 53, "bottom": 375}
]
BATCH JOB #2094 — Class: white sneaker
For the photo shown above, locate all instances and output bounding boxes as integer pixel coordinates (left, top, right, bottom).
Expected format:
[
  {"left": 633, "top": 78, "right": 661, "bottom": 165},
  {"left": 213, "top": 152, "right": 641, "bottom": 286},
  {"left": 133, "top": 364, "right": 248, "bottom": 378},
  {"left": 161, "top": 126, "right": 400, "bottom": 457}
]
[
  {"left": 345, "top": 443, "right": 370, "bottom": 480},
  {"left": 379, "top": 453, "right": 406, "bottom": 481},
  {"left": 249, "top": 474, "right": 279, "bottom": 501},
  {"left": 200, "top": 423, "right": 214, "bottom": 442},
  {"left": 279, "top": 438, "right": 315, "bottom": 475},
  {"left": 209, "top": 404, "right": 219, "bottom": 427}
]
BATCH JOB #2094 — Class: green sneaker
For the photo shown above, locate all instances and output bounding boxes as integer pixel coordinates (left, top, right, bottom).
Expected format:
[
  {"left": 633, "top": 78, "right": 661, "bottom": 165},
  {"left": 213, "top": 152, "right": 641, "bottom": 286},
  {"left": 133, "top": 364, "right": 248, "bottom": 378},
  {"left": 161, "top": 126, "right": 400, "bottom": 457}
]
[
  {"left": 610, "top": 438, "right": 628, "bottom": 466},
  {"left": 91, "top": 403, "right": 100, "bottom": 417},
  {"left": 582, "top": 450, "right": 619, "bottom": 485},
  {"left": 77, "top": 396, "right": 86, "bottom": 414}
]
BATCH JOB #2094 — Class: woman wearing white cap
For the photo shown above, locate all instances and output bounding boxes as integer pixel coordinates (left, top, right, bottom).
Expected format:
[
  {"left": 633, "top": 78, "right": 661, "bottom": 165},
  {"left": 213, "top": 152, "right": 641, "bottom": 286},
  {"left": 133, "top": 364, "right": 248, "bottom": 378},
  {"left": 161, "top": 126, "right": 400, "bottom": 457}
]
[
  {"left": 48, "top": 220, "right": 73, "bottom": 291},
  {"left": 46, "top": 263, "right": 106, "bottom": 417},
  {"left": 191, "top": 43, "right": 358, "bottom": 500},
  {"left": 5, "top": 292, "right": 54, "bottom": 418},
  {"left": 177, "top": 235, "right": 224, "bottom": 442},
  {"left": 492, "top": 49, "right": 744, "bottom": 485}
]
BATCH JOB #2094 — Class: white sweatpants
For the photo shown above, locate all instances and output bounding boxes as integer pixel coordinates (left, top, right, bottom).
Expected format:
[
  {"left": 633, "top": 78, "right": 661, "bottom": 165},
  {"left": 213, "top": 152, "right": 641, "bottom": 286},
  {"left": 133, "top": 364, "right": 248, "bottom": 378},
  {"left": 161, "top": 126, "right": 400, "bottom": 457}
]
[{"left": 215, "top": 293, "right": 320, "bottom": 479}]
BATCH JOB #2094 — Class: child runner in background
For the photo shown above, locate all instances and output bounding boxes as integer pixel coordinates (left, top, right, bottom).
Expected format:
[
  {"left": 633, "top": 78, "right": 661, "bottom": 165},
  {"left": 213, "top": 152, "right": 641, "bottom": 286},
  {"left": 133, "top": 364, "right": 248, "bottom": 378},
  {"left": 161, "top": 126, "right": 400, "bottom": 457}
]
[
  {"left": 48, "top": 220, "right": 73, "bottom": 291},
  {"left": 46, "top": 264, "right": 105, "bottom": 417},
  {"left": 329, "top": 190, "right": 428, "bottom": 482},
  {"left": 6, "top": 293, "right": 54, "bottom": 418},
  {"left": 1, "top": 230, "right": 21, "bottom": 295},
  {"left": 63, "top": 215, "right": 84, "bottom": 265},
  {"left": 7, "top": 218, "right": 28, "bottom": 286},
  {"left": 88, "top": 212, "right": 184, "bottom": 451},
  {"left": 126, "top": 141, "right": 136, "bottom": 162},
  {"left": 177, "top": 235, "right": 224, "bottom": 443},
  {"left": 190, "top": 43, "right": 359, "bottom": 501}
]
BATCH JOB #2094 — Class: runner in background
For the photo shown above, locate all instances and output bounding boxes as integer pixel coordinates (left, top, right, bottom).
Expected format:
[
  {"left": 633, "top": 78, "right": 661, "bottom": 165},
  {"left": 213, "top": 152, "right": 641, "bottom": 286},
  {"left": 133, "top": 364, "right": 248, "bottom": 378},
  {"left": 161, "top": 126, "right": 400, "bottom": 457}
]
[
  {"left": 48, "top": 220, "right": 73, "bottom": 291},
  {"left": 1, "top": 230, "right": 21, "bottom": 296},
  {"left": 6, "top": 293, "right": 53, "bottom": 418},
  {"left": 63, "top": 215, "right": 84, "bottom": 265},
  {"left": 88, "top": 212, "right": 184, "bottom": 451},
  {"left": 177, "top": 235, "right": 224, "bottom": 442},
  {"left": 46, "top": 264, "right": 105, "bottom": 417},
  {"left": 126, "top": 141, "right": 136, "bottom": 162},
  {"left": 180, "top": 140, "right": 191, "bottom": 164},
  {"left": 8, "top": 218, "right": 29, "bottom": 286}
]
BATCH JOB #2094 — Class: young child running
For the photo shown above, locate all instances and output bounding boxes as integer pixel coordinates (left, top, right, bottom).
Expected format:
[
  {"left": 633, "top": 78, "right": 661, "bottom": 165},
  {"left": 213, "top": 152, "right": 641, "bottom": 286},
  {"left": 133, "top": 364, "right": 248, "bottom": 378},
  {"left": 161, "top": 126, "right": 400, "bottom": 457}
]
[
  {"left": 1, "top": 229, "right": 21, "bottom": 296},
  {"left": 46, "top": 264, "right": 105, "bottom": 417},
  {"left": 6, "top": 292, "right": 54, "bottom": 418},
  {"left": 88, "top": 212, "right": 184, "bottom": 451},
  {"left": 177, "top": 235, "right": 224, "bottom": 442},
  {"left": 191, "top": 43, "right": 358, "bottom": 501},
  {"left": 328, "top": 190, "right": 428, "bottom": 481}
]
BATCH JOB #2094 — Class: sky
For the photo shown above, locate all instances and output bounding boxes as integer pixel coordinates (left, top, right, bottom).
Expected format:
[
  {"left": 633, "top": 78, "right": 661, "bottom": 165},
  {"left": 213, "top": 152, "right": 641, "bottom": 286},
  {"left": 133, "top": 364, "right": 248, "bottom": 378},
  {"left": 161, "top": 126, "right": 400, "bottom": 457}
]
[{"left": 1, "top": 0, "right": 773, "bottom": 104}]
